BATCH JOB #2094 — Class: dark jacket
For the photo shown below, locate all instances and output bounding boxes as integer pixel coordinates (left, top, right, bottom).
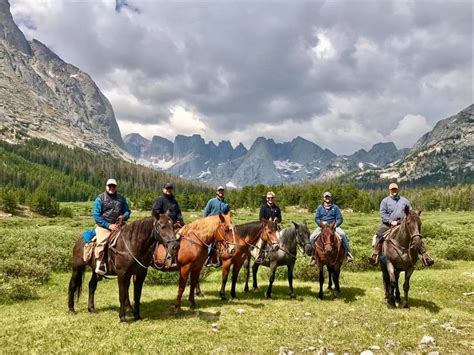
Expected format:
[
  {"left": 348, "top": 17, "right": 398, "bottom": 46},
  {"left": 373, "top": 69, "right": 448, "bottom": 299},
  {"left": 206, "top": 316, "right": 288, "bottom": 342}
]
[
  {"left": 152, "top": 193, "right": 184, "bottom": 225},
  {"left": 93, "top": 191, "right": 131, "bottom": 229},
  {"left": 259, "top": 203, "right": 282, "bottom": 223},
  {"left": 315, "top": 203, "right": 343, "bottom": 227}
]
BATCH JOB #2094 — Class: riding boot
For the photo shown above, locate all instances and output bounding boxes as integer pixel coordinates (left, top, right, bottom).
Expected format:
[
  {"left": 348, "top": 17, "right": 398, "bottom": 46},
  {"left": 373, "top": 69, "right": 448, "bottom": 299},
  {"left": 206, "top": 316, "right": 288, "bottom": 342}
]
[
  {"left": 214, "top": 248, "right": 222, "bottom": 268},
  {"left": 309, "top": 256, "right": 317, "bottom": 266},
  {"left": 416, "top": 240, "right": 434, "bottom": 266},
  {"left": 95, "top": 253, "right": 107, "bottom": 275},
  {"left": 255, "top": 242, "right": 267, "bottom": 263},
  {"left": 368, "top": 236, "right": 383, "bottom": 266},
  {"left": 205, "top": 241, "right": 215, "bottom": 267},
  {"left": 346, "top": 252, "right": 354, "bottom": 262}
]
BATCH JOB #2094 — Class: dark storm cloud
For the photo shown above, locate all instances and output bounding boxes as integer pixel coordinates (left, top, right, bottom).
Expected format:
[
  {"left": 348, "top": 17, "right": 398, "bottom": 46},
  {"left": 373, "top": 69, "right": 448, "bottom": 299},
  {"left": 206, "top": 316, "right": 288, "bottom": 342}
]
[{"left": 10, "top": 0, "right": 473, "bottom": 153}]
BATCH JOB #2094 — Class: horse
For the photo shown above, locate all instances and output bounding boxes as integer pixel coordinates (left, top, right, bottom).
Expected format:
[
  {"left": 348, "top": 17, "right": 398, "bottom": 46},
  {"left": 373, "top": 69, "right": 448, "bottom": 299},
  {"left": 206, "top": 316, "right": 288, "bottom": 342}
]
[
  {"left": 244, "top": 222, "right": 311, "bottom": 299},
  {"left": 154, "top": 212, "right": 236, "bottom": 311},
  {"left": 313, "top": 221, "right": 346, "bottom": 299},
  {"left": 68, "top": 212, "right": 176, "bottom": 322},
  {"left": 218, "top": 219, "right": 280, "bottom": 300},
  {"left": 381, "top": 206, "right": 422, "bottom": 308}
]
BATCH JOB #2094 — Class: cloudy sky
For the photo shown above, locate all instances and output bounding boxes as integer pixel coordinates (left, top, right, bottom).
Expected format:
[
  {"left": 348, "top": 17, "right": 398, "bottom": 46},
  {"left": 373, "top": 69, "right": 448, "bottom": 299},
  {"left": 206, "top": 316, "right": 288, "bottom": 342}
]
[{"left": 11, "top": 0, "right": 473, "bottom": 154}]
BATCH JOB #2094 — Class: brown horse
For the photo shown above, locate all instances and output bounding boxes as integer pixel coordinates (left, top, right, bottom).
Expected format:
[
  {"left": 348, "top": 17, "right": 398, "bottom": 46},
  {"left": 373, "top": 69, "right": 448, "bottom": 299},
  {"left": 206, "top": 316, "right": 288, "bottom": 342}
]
[
  {"left": 219, "top": 219, "right": 280, "bottom": 300},
  {"left": 68, "top": 212, "right": 176, "bottom": 321},
  {"left": 381, "top": 206, "right": 422, "bottom": 308},
  {"left": 313, "top": 221, "right": 346, "bottom": 299},
  {"left": 155, "top": 212, "right": 236, "bottom": 310}
]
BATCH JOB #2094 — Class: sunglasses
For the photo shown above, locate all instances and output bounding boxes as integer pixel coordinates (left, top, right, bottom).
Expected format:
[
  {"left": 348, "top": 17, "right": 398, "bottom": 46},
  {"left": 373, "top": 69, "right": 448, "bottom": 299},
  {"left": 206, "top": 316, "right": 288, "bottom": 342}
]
[
  {"left": 267, "top": 197, "right": 274, "bottom": 199},
  {"left": 107, "top": 184, "right": 117, "bottom": 188}
]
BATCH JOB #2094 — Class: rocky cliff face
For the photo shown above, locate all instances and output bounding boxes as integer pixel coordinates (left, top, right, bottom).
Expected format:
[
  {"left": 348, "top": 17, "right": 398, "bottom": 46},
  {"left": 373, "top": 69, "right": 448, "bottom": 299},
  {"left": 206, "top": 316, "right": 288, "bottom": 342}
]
[{"left": 0, "top": 0, "right": 129, "bottom": 159}]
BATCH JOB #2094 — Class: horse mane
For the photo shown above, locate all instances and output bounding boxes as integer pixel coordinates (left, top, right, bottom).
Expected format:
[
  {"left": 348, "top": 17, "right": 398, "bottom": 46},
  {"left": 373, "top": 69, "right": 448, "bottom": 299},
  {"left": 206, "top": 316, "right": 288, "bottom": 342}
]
[
  {"left": 180, "top": 214, "right": 220, "bottom": 238},
  {"left": 236, "top": 221, "right": 262, "bottom": 238},
  {"left": 120, "top": 216, "right": 154, "bottom": 240},
  {"left": 278, "top": 225, "right": 296, "bottom": 245}
]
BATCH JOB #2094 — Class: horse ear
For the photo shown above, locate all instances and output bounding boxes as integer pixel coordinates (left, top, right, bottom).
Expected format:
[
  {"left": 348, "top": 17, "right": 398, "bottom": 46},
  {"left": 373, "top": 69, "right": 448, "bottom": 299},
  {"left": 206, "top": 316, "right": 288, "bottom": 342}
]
[
  {"left": 404, "top": 204, "right": 410, "bottom": 215},
  {"left": 418, "top": 210, "right": 422, "bottom": 216},
  {"left": 330, "top": 221, "right": 336, "bottom": 230},
  {"left": 219, "top": 213, "right": 225, "bottom": 223},
  {"left": 229, "top": 210, "right": 234, "bottom": 218},
  {"left": 292, "top": 221, "right": 298, "bottom": 230}
]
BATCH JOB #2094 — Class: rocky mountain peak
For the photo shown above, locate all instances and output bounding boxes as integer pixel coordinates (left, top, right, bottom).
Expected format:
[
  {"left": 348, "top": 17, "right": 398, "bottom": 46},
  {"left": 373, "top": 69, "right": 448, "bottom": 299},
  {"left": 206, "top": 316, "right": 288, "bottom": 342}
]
[{"left": 0, "top": 0, "right": 31, "bottom": 55}]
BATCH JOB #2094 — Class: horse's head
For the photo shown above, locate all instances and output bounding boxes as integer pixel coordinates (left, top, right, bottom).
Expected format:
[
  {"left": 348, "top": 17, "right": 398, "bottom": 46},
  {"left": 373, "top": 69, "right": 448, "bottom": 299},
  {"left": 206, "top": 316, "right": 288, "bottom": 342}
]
[
  {"left": 293, "top": 221, "right": 311, "bottom": 253},
  {"left": 260, "top": 219, "right": 279, "bottom": 251},
  {"left": 214, "top": 212, "right": 238, "bottom": 256},
  {"left": 403, "top": 205, "right": 422, "bottom": 243},
  {"left": 320, "top": 221, "right": 336, "bottom": 255},
  {"left": 153, "top": 211, "right": 179, "bottom": 253}
]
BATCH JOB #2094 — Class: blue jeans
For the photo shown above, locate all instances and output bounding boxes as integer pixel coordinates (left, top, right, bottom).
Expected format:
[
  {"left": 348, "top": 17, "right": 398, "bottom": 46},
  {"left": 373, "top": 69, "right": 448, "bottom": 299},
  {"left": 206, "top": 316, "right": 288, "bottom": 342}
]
[
  {"left": 310, "top": 227, "right": 351, "bottom": 253},
  {"left": 208, "top": 240, "right": 215, "bottom": 256}
]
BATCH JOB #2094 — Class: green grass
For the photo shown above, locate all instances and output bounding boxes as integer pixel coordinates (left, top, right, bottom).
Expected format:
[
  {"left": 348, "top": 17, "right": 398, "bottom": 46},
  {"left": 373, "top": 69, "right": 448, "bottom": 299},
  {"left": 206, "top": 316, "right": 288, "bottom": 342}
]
[{"left": 0, "top": 207, "right": 473, "bottom": 352}]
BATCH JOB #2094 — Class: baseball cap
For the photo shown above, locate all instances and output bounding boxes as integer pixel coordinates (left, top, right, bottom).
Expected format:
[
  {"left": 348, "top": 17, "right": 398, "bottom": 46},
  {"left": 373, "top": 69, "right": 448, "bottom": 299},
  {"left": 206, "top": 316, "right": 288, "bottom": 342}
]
[
  {"left": 323, "top": 191, "right": 332, "bottom": 198},
  {"left": 163, "top": 183, "right": 173, "bottom": 189},
  {"left": 106, "top": 178, "right": 117, "bottom": 186},
  {"left": 217, "top": 186, "right": 225, "bottom": 191},
  {"left": 388, "top": 183, "right": 399, "bottom": 190}
]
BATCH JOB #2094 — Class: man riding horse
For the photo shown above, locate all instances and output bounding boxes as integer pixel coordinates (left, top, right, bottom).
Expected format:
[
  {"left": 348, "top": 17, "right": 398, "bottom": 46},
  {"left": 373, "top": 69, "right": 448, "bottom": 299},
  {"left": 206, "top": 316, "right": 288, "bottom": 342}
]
[
  {"left": 93, "top": 178, "right": 131, "bottom": 275},
  {"left": 307, "top": 191, "right": 353, "bottom": 265},
  {"left": 255, "top": 191, "right": 282, "bottom": 263},
  {"left": 369, "top": 182, "right": 434, "bottom": 266},
  {"left": 203, "top": 186, "right": 230, "bottom": 267}
]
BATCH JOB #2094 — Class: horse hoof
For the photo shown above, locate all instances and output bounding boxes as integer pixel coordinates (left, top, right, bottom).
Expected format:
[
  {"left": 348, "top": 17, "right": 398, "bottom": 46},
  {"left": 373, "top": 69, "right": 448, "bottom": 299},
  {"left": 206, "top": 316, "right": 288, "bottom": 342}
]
[
  {"left": 265, "top": 294, "right": 272, "bottom": 299},
  {"left": 289, "top": 293, "right": 296, "bottom": 299},
  {"left": 134, "top": 315, "right": 142, "bottom": 321},
  {"left": 387, "top": 301, "right": 396, "bottom": 308},
  {"left": 68, "top": 308, "right": 76, "bottom": 313},
  {"left": 318, "top": 293, "right": 323, "bottom": 300},
  {"left": 119, "top": 317, "right": 127, "bottom": 323},
  {"left": 334, "top": 292, "right": 340, "bottom": 299},
  {"left": 244, "top": 287, "right": 249, "bottom": 293},
  {"left": 190, "top": 303, "right": 196, "bottom": 310},
  {"left": 403, "top": 303, "right": 409, "bottom": 309},
  {"left": 220, "top": 296, "right": 227, "bottom": 301},
  {"left": 252, "top": 287, "right": 258, "bottom": 291},
  {"left": 88, "top": 307, "right": 96, "bottom": 313}
]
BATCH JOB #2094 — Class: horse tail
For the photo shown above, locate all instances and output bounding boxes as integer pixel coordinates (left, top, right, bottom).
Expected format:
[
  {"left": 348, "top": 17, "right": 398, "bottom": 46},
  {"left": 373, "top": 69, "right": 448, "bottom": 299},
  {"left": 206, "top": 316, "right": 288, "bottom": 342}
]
[{"left": 71, "top": 264, "right": 85, "bottom": 302}]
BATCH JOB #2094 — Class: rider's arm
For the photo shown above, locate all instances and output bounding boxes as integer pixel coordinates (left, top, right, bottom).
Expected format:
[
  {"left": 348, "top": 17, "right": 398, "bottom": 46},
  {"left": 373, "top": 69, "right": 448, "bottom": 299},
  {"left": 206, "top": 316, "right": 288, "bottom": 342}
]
[
  {"left": 276, "top": 207, "right": 282, "bottom": 223},
  {"left": 203, "top": 199, "right": 212, "bottom": 217},
  {"left": 259, "top": 205, "right": 266, "bottom": 220},
  {"left": 122, "top": 198, "right": 131, "bottom": 221},
  {"left": 315, "top": 206, "right": 322, "bottom": 227},
  {"left": 380, "top": 198, "right": 391, "bottom": 224},
  {"left": 335, "top": 206, "right": 343, "bottom": 227},
  {"left": 93, "top": 197, "right": 110, "bottom": 229},
  {"left": 152, "top": 197, "right": 163, "bottom": 216}
]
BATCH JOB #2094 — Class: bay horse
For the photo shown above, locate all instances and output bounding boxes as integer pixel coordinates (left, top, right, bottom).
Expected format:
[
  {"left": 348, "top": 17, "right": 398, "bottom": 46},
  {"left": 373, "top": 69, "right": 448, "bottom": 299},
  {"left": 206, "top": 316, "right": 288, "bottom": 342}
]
[
  {"left": 68, "top": 212, "right": 176, "bottom": 321},
  {"left": 156, "top": 212, "right": 236, "bottom": 310},
  {"left": 218, "top": 219, "right": 280, "bottom": 300},
  {"left": 313, "top": 221, "right": 345, "bottom": 299},
  {"left": 244, "top": 222, "right": 311, "bottom": 299},
  {"left": 381, "top": 206, "right": 422, "bottom": 308}
]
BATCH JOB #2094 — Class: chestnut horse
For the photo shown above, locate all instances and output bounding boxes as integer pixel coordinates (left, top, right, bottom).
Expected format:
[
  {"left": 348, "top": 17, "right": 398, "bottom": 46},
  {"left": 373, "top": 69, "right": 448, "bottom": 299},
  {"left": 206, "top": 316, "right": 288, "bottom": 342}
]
[
  {"left": 381, "top": 207, "right": 422, "bottom": 308},
  {"left": 314, "top": 221, "right": 346, "bottom": 299},
  {"left": 218, "top": 219, "right": 280, "bottom": 300},
  {"left": 68, "top": 212, "right": 176, "bottom": 321},
  {"left": 156, "top": 212, "right": 236, "bottom": 310}
]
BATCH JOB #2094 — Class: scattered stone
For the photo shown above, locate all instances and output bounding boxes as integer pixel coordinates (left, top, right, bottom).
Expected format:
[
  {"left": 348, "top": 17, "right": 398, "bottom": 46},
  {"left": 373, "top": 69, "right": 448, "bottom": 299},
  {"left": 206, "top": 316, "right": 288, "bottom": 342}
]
[
  {"left": 462, "top": 291, "right": 474, "bottom": 296},
  {"left": 360, "top": 351, "right": 373, "bottom": 355},
  {"left": 385, "top": 339, "right": 399, "bottom": 348},
  {"left": 278, "top": 346, "right": 288, "bottom": 355},
  {"left": 327, "top": 352, "right": 335, "bottom": 355},
  {"left": 288, "top": 351, "right": 294, "bottom": 355},
  {"left": 211, "top": 323, "right": 219, "bottom": 332},
  {"left": 304, "top": 312, "right": 312, "bottom": 317},
  {"left": 427, "top": 352, "right": 440, "bottom": 355},
  {"left": 236, "top": 308, "right": 245, "bottom": 315},
  {"left": 355, "top": 296, "right": 361, "bottom": 300},
  {"left": 318, "top": 339, "right": 324, "bottom": 344},
  {"left": 369, "top": 345, "right": 380, "bottom": 350},
  {"left": 331, "top": 320, "right": 339, "bottom": 327},
  {"left": 317, "top": 347, "right": 327, "bottom": 355},
  {"left": 430, "top": 319, "right": 438, "bottom": 324},
  {"left": 308, "top": 346, "right": 316, "bottom": 351},
  {"left": 419, "top": 335, "right": 436, "bottom": 347}
]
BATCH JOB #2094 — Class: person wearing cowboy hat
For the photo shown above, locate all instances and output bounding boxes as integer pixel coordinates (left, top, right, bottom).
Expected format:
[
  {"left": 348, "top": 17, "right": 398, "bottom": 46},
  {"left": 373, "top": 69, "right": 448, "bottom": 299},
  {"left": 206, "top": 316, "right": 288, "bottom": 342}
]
[
  {"left": 369, "top": 182, "right": 434, "bottom": 266},
  {"left": 306, "top": 191, "right": 353, "bottom": 266},
  {"left": 203, "top": 186, "right": 230, "bottom": 267},
  {"left": 255, "top": 191, "right": 282, "bottom": 263},
  {"left": 93, "top": 179, "right": 131, "bottom": 275}
]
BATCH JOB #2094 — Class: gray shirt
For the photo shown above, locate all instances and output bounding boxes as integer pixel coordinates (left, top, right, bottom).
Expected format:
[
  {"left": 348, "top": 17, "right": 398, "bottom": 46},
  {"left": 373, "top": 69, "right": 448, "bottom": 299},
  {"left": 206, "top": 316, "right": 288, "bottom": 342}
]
[{"left": 380, "top": 195, "right": 411, "bottom": 224}]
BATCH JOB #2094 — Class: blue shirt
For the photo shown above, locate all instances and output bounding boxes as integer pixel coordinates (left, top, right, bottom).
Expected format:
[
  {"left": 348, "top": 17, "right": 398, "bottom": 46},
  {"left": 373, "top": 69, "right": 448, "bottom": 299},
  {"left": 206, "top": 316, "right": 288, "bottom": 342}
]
[
  {"left": 315, "top": 203, "right": 343, "bottom": 227},
  {"left": 203, "top": 197, "right": 230, "bottom": 217},
  {"left": 93, "top": 193, "right": 131, "bottom": 229},
  {"left": 380, "top": 195, "right": 411, "bottom": 224}
]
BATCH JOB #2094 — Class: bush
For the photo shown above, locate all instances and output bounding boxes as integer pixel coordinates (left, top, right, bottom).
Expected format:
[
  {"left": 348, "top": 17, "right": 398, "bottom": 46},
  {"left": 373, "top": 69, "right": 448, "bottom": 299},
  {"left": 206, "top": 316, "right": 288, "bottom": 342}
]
[
  {"left": 0, "top": 276, "right": 38, "bottom": 302},
  {"left": 29, "top": 191, "right": 60, "bottom": 217},
  {"left": 60, "top": 207, "right": 74, "bottom": 218},
  {"left": 0, "top": 188, "right": 18, "bottom": 213}
]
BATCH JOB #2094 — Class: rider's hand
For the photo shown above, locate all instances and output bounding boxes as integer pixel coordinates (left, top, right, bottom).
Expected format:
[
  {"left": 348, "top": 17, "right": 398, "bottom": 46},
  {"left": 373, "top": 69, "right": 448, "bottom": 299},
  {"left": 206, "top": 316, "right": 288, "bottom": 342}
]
[
  {"left": 390, "top": 220, "right": 399, "bottom": 226},
  {"left": 109, "top": 223, "right": 119, "bottom": 231},
  {"left": 118, "top": 215, "right": 125, "bottom": 223}
]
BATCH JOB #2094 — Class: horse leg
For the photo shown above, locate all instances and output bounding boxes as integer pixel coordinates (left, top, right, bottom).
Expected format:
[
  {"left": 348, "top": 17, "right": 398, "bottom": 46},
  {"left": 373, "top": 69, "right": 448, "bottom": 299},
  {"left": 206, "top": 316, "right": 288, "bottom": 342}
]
[
  {"left": 333, "top": 267, "right": 341, "bottom": 298},
  {"left": 188, "top": 268, "right": 200, "bottom": 309},
  {"left": 118, "top": 272, "right": 132, "bottom": 322},
  {"left": 318, "top": 268, "right": 324, "bottom": 299},
  {"left": 195, "top": 279, "right": 203, "bottom": 297},
  {"left": 381, "top": 264, "right": 390, "bottom": 300},
  {"left": 403, "top": 268, "right": 414, "bottom": 308},
  {"left": 175, "top": 264, "right": 191, "bottom": 311},
  {"left": 386, "top": 262, "right": 397, "bottom": 307},
  {"left": 219, "top": 259, "right": 231, "bottom": 300},
  {"left": 88, "top": 271, "right": 99, "bottom": 313},
  {"left": 68, "top": 264, "right": 85, "bottom": 312},
  {"left": 266, "top": 262, "right": 277, "bottom": 299},
  {"left": 243, "top": 256, "right": 250, "bottom": 292},
  {"left": 231, "top": 258, "right": 245, "bottom": 300},
  {"left": 132, "top": 270, "right": 147, "bottom": 321},
  {"left": 287, "top": 262, "right": 296, "bottom": 299},
  {"left": 328, "top": 271, "right": 333, "bottom": 290},
  {"left": 252, "top": 261, "right": 260, "bottom": 290},
  {"left": 394, "top": 270, "right": 401, "bottom": 303}
]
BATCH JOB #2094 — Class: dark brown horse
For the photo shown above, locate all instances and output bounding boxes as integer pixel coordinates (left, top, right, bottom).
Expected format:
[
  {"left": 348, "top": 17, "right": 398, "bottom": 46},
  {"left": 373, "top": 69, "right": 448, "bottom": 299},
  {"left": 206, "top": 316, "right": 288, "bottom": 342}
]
[
  {"left": 313, "top": 221, "right": 346, "bottom": 299},
  {"left": 155, "top": 212, "right": 236, "bottom": 310},
  {"left": 381, "top": 206, "right": 422, "bottom": 308},
  {"left": 219, "top": 219, "right": 280, "bottom": 300},
  {"left": 68, "top": 213, "right": 176, "bottom": 321}
]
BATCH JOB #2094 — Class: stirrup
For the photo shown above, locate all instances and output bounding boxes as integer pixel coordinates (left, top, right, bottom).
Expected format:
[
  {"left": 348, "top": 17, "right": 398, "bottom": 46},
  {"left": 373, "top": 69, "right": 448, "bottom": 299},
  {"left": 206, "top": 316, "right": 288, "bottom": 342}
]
[
  {"left": 346, "top": 252, "right": 353, "bottom": 262},
  {"left": 368, "top": 254, "right": 379, "bottom": 266},
  {"left": 309, "top": 257, "right": 317, "bottom": 266},
  {"left": 422, "top": 254, "right": 434, "bottom": 267},
  {"left": 95, "top": 260, "right": 107, "bottom": 275},
  {"left": 204, "top": 257, "right": 213, "bottom": 267}
]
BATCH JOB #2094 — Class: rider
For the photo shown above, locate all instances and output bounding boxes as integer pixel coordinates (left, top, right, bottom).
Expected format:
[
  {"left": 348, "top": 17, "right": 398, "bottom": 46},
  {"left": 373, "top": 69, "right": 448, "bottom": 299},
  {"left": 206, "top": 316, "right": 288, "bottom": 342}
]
[
  {"left": 369, "top": 182, "right": 434, "bottom": 266},
  {"left": 255, "top": 191, "right": 282, "bottom": 263},
  {"left": 152, "top": 183, "right": 185, "bottom": 267},
  {"left": 307, "top": 191, "right": 353, "bottom": 266},
  {"left": 93, "top": 178, "right": 131, "bottom": 275},
  {"left": 203, "top": 186, "right": 230, "bottom": 267}
]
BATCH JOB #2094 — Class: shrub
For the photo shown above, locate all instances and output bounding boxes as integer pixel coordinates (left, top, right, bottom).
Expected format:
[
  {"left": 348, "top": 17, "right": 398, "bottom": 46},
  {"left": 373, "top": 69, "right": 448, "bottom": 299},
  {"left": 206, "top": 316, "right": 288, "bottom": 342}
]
[{"left": 0, "top": 188, "right": 18, "bottom": 213}]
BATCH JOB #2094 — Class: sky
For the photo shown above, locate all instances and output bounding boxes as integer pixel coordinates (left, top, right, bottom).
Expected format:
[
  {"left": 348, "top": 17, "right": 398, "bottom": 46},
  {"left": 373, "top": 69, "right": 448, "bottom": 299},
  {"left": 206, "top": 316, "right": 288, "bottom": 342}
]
[{"left": 10, "top": 0, "right": 473, "bottom": 154}]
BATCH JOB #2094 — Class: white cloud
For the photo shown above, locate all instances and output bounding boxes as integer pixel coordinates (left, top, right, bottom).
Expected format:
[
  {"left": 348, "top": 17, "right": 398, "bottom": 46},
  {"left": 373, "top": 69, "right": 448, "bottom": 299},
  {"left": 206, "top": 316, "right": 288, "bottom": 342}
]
[{"left": 389, "top": 114, "right": 432, "bottom": 148}]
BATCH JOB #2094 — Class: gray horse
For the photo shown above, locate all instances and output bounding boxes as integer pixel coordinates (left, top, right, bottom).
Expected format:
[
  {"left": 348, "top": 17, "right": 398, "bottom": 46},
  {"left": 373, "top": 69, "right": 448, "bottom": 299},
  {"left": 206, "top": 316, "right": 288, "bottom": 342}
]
[
  {"left": 381, "top": 206, "right": 423, "bottom": 308},
  {"left": 243, "top": 222, "right": 310, "bottom": 299}
]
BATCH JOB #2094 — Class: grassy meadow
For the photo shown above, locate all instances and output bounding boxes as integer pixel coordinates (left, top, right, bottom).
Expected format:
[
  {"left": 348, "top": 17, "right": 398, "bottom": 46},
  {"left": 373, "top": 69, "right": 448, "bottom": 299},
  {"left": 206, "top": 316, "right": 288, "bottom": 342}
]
[{"left": 0, "top": 204, "right": 473, "bottom": 353}]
